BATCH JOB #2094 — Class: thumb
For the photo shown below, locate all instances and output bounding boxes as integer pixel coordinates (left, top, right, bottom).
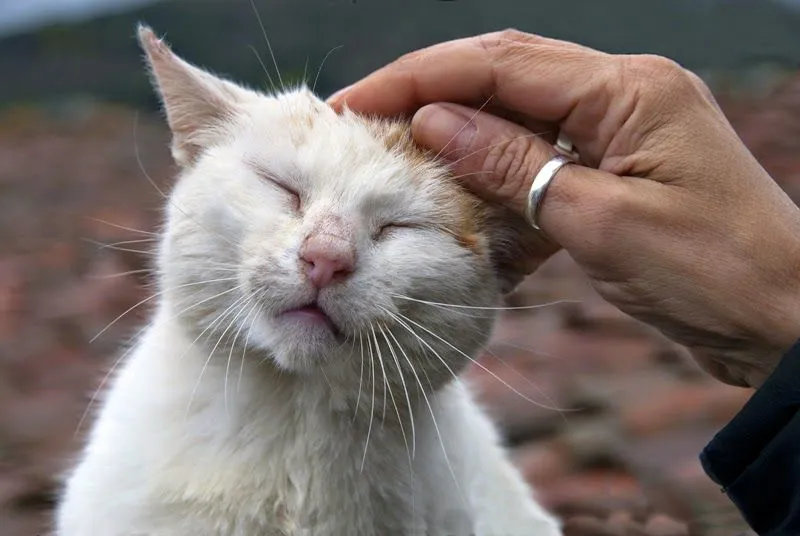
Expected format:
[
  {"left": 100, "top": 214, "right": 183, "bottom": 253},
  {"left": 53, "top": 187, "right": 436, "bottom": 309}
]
[{"left": 411, "top": 103, "right": 625, "bottom": 248}]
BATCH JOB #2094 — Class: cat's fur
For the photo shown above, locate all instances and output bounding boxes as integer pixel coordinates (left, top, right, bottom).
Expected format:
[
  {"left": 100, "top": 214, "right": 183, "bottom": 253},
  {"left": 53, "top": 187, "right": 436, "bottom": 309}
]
[{"left": 55, "top": 26, "right": 562, "bottom": 536}]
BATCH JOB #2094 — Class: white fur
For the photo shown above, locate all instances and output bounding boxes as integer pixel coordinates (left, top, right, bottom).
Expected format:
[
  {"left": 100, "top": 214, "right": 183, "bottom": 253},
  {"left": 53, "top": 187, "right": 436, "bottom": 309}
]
[{"left": 55, "top": 27, "right": 562, "bottom": 536}]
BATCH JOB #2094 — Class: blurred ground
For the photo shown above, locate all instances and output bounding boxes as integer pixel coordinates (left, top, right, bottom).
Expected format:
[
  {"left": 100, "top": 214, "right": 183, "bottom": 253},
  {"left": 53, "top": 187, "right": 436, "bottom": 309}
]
[{"left": 0, "top": 75, "right": 799, "bottom": 535}]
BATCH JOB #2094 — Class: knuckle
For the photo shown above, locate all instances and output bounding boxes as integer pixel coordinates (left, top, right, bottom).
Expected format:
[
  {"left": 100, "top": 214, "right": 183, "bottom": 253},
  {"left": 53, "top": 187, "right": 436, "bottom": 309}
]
[
  {"left": 623, "top": 54, "right": 692, "bottom": 95},
  {"left": 479, "top": 28, "right": 530, "bottom": 54},
  {"left": 481, "top": 134, "right": 539, "bottom": 204},
  {"left": 684, "top": 69, "right": 717, "bottom": 104},
  {"left": 394, "top": 50, "right": 420, "bottom": 67},
  {"left": 496, "top": 28, "right": 528, "bottom": 43}
]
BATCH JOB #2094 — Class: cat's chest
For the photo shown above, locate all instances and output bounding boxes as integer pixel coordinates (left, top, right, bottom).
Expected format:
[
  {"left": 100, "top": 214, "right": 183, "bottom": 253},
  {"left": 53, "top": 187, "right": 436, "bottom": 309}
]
[{"left": 154, "top": 402, "right": 420, "bottom": 535}]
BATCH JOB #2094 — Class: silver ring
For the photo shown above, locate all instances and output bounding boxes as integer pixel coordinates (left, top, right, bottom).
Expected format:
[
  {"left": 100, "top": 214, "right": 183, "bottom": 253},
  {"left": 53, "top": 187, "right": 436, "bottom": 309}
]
[{"left": 525, "top": 154, "right": 573, "bottom": 231}]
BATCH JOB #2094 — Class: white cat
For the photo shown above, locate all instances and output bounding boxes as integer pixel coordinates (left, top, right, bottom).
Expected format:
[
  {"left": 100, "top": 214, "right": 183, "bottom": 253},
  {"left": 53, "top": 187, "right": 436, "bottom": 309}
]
[{"left": 55, "top": 26, "right": 562, "bottom": 536}]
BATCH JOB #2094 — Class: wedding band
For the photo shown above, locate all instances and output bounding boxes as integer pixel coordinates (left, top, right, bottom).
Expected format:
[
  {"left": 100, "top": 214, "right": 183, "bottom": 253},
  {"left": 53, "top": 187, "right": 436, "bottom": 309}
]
[{"left": 525, "top": 154, "right": 574, "bottom": 231}]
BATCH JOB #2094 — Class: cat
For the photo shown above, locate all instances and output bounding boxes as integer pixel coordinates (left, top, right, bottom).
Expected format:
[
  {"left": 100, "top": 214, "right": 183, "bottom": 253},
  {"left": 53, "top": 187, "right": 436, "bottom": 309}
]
[{"left": 54, "top": 25, "right": 562, "bottom": 536}]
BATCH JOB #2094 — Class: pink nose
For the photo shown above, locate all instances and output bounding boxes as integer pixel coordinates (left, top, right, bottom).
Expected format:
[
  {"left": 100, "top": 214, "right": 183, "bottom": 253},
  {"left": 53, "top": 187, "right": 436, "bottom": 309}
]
[{"left": 300, "top": 233, "right": 356, "bottom": 289}]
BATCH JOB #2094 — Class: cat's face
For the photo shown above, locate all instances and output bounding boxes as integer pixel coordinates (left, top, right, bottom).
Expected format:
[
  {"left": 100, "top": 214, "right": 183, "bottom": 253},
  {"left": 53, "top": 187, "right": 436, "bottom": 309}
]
[{"left": 140, "top": 27, "right": 540, "bottom": 386}]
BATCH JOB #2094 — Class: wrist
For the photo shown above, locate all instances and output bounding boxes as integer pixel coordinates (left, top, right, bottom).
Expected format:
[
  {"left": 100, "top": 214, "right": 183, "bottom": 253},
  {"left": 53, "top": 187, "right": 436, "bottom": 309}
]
[{"left": 747, "top": 235, "right": 800, "bottom": 386}]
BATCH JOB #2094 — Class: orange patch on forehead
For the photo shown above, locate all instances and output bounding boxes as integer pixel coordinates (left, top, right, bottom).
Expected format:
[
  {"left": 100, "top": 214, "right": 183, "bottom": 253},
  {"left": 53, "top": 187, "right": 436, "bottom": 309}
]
[
  {"left": 363, "top": 115, "right": 488, "bottom": 256},
  {"left": 288, "top": 109, "right": 316, "bottom": 146},
  {"left": 369, "top": 119, "right": 432, "bottom": 175}
]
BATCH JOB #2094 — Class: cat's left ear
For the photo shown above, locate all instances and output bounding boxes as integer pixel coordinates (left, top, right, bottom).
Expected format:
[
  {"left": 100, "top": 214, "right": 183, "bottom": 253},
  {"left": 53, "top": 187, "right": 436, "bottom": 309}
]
[
  {"left": 482, "top": 204, "right": 559, "bottom": 294},
  {"left": 137, "top": 25, "right": 257, "bottom": 167}
]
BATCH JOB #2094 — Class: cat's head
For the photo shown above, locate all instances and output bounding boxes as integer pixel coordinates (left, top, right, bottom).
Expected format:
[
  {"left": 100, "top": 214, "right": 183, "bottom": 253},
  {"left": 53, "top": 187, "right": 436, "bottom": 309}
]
[{"left": 139, "top": 26, "right": 543, "bottom": 387}]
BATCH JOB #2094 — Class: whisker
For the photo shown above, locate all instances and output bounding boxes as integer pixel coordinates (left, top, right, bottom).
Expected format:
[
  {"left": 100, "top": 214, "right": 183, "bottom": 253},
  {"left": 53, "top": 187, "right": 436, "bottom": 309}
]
[
  {"left": 133, "top": 113, "right": 240, "bottom": 250},
  {"left": 433, "top": 94, "right": 494, "bottom": 161},
  {"left": 88, "top": 268, "right": 154, "bottom": 280},
  {"left": 85, "top": 217, "right": 157, "bottom": 236},
  {"left": 377, "top": 322, "right": 415, "bottom": 518},
  {"left": 394, "top": 310, "right": 576, "bottom": 415},
  {"left": 97, "top": 238, "right": 157, "bottom": 248},
  {"left": 224, "top": 299, "right": 259, "bottom": 414},
  {"left": 77, "top": 281, "right": 242, "bottom": 434},
  {"left": 238, "top": 299, "right": 261, "bottom": 394},
  {"left": 90, "top": 277, "right": 239, "bottom": 343},
  {"left": 481, "top": 347, "right": 570, "bottom": 415},
  {"left": 248, "top": 45, "right": 278, "bottom": 94},
  {"left": 74, "top": 339, "right": 138, "bottom": 436},
  {"left": 361, "top": 326, "right": 377, "bottom": 473},
  {"left": 444, "top": 131, "right": 552, "bottom": 168},
  {"left": 379, "top": 309, "right": 466, "bottom": 507},
  {"left": 354, "top": 332, "right": 365, "bottom": 421},
  {"left": 378, "top": 321, "right": 416, "bottom": 460},
  {"left": 83, "top": 238, "right": 156, "bottom": 256},
  {"left": 391, "top": 293, "right": 577, "bottom": 312},
  {"left": 369, "top": 325, "right": 389, "bottom": 425},
  {"left": 312, "top": 45, "right": 344, "bottom": 95},
  {"left": 184, "top": 290, "right": 251, "bottom": 418},
  {"left": 249, "top": 0, "right": 283, "bottom": 90}
]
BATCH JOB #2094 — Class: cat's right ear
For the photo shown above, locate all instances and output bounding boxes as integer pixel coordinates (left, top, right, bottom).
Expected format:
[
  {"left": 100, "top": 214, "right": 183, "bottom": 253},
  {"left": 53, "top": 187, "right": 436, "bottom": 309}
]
[{"left": 137, "top": 25, "right": 256, "bottom": 167}]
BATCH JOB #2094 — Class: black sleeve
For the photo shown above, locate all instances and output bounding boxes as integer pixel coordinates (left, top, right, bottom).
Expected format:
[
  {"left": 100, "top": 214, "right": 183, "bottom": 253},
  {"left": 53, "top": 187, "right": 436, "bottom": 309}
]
[{"left": 700, "top": 340, "right": 800, "bottom": 536}]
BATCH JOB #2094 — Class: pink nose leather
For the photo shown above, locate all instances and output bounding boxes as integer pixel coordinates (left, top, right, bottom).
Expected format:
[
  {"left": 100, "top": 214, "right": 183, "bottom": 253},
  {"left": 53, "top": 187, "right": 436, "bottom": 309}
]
[{"left": 300, "top": 232, "right": 356, "bottom": 289}]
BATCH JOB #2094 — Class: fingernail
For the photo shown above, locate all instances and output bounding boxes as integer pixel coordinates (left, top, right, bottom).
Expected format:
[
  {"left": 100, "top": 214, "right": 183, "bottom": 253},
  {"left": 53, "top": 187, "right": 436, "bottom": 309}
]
[
  {"left": 327, "top": 84, "right": 352, "bottom": 104},
  {"left": 413, "top": 104, "right": 477, "bottom": 161}
]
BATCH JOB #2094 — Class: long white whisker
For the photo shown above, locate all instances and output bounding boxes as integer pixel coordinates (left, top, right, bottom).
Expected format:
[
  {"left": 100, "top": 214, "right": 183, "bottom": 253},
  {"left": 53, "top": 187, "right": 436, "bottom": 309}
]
[
  {"left": 224, "top": 299, "right": 259, "bottom": 414},
  {"left": 93, "top": 238, "right": 158, "bottom": 249},
  {"left": 83, "top": 238, "right": 156, "bottom": 256},
  {"left": 133, "top": 113, "right": 239, "bottom": 250},
  {"left": 85, "top": 217, "right": 157, "bottom": 236},
  {"left": 377, "top": 322, "right": 415, "bottom": 522},
  {"left": 392, "top": 293, "right": 576, "bottom": 311},
  {"left": 379, "top": 309, "right": 465, "bottom": 507},
  {"left": 90, "top": 277, "right": 239, "bottom": 343},
  {"left": 370, "top": 325, "right": 388, "bottom": 424},
  {"left": 378, "top": 321, "right": 416, "bottom": 459},
  {"left": 249, "top": 0, "right": 283, "bottom": 90},
  {"left": 445, "top": 131, "right": 552, "bottom": 168},
  {"left": 312, "top": 45, "right": 344, "bottom": 94},
  {"left": 395, "top": 310, "right": 576, "bottom": 415},
  {"left": 433, "top": 94, "right": 494, "bottom": 161},
  {"left": 238, "top": 299, "right": 261, "bottom": 394},
  {"left": 89, "top": 268, "right": 154, "bottom": 280},
  {"left": 354, "top": 332, "right": 365, "bottom": 421},
  {"left": 248, "top": 45, "right": 278, "bottom": 94},
  {"left": 77, "top": 281, "right": 244, "bottom": 435},
  {"left": 184, "top": 291, "right": 251, "bottom": 418},
  {"left": 361, "top": 326, "right": 377, "bottom": 473}
]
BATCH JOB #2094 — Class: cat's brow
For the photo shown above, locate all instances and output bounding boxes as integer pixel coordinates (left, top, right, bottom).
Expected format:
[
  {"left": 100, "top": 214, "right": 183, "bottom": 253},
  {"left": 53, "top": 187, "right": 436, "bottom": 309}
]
[{"left": 245, "top": 159, "right": 279, "bottom": 180}]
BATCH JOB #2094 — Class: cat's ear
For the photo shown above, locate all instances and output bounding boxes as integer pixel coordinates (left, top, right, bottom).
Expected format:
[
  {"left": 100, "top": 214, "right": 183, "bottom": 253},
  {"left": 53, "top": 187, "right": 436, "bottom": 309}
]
[
  {"left": 137, "top": 25, "right": 256, "bottom": 167},
  {"left": 482, "top": 204, "right": 558, "bottom": 295}
]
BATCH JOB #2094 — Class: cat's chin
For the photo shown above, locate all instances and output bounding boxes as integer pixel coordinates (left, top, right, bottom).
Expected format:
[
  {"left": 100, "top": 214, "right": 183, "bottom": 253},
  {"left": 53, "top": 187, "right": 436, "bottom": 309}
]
[{"left": 248, "top": 309, "right": 345, "bottom": 373}]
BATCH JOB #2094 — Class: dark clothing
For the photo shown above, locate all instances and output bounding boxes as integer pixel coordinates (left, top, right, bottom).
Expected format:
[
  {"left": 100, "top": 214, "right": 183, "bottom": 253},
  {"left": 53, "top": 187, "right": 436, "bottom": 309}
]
[{"left": 701, "top": 340, "right": 800, "bottom": 535}]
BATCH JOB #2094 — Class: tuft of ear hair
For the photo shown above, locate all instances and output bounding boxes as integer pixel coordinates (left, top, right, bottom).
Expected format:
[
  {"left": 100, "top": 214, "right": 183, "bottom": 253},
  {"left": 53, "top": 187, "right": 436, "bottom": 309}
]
[
  {"left": 482, "top": 204, "right": 558, "bottom": 295},
  {"left": 137, "top": 25, "right": 257, "bottom": 167}
]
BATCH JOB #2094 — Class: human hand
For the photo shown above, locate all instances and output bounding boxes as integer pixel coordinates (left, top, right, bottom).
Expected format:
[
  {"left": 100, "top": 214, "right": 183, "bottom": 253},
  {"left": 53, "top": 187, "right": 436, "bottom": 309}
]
[{"left": 329, "top": 30, "right": 800, "bottom": 388}]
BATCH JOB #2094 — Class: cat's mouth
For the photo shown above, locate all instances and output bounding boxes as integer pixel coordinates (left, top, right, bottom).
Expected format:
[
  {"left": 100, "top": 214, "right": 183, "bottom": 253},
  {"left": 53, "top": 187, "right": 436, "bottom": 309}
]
[{"left": 278, "top": 302, "right": 342, "bottom": 337}]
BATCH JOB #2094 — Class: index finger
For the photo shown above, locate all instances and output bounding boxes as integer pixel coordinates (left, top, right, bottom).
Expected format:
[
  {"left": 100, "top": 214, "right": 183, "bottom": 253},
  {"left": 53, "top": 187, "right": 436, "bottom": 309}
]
[{"left": 328, "top": 30, "right": 613, "bottom": 129}]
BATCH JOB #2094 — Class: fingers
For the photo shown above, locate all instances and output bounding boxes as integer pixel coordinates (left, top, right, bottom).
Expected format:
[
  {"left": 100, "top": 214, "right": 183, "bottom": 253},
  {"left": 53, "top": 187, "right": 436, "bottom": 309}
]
[
  {"left": 411, "top": 102, "right": 625, "bottom": 251},
  {"left": 329, "top": 30, "right": 615, "bottom": 137}
]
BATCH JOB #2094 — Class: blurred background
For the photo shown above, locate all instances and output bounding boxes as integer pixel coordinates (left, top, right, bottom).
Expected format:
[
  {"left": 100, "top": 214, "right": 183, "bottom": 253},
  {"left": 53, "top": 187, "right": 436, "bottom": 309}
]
[{"left": 1, "top": 1, "right": 799, "bottom": 534}]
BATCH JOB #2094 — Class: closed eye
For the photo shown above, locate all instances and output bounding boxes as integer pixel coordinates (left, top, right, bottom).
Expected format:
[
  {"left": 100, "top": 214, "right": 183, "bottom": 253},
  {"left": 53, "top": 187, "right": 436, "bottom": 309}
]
[
  {"left": 247, "top": 161, "right": 302, "bottom": 211},
  {"left": 265, "top": 176, "right": 302, "bottom": 211},
  {"left": 374, "top": 222, "right": 419, "bottom": 240}
]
